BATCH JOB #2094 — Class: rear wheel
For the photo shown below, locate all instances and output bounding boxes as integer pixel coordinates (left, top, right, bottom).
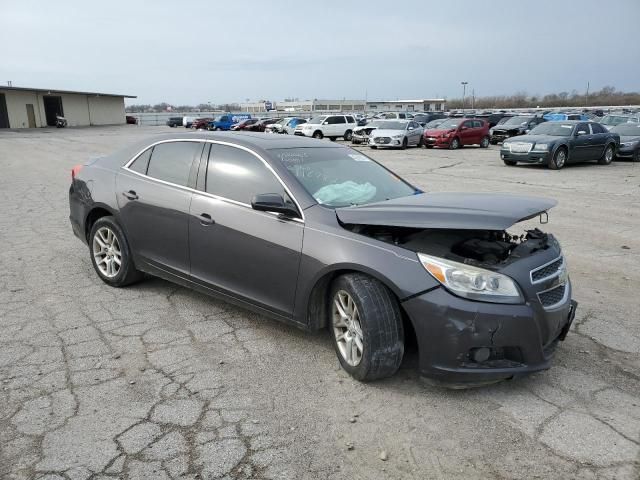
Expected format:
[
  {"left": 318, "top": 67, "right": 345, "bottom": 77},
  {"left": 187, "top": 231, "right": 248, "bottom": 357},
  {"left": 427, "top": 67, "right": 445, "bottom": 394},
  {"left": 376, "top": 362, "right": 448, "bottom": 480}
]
[
  {"left": 344, "top": 130, "right": 353, "bottom": 141},
  {"left": 549, "top": 147, "right": 567, "bottom": 170},
  {"left": 312, "top": 130, "right": 323, "bottom": 139},
  {"left": 480, "top": 136, "right": 490, "bottom": 148},
  {"left": 330, "top": 274, "right": 404, "bottom": 381},
  {"left": 449, "top": 137, "right": 460, "bottom": 150},
  {"left": 89, "top": 217, "right": 143, "bottom": 287},
  {"left": 598, "top": 144, "right": 615, "bottom": 165}
]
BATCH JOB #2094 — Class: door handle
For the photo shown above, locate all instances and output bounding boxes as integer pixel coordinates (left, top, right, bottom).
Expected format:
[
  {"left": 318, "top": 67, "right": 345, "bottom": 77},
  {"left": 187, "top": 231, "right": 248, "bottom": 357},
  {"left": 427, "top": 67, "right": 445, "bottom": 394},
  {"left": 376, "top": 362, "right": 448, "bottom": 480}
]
[
  {"left": 198, "top": 213, "right": 215, "bottom": 226},
  {"left": 122, "top": 190, "right": 138, "bottom": 200}
]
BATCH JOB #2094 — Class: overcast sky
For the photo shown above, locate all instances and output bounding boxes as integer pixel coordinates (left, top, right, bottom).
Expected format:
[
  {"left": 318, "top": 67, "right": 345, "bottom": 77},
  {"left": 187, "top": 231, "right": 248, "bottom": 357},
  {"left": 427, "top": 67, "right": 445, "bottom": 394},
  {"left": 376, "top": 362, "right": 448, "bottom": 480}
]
[{"left": 1, "top": 0, "right": 639, "bottom": 105}]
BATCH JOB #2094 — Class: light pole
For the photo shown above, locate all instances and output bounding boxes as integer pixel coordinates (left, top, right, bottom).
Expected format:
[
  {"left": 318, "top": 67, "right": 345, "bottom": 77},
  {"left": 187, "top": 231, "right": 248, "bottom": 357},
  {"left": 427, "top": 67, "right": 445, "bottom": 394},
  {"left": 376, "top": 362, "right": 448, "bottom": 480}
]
[{"left": 461, "top": 81, "right": 468, "bottom": 113}]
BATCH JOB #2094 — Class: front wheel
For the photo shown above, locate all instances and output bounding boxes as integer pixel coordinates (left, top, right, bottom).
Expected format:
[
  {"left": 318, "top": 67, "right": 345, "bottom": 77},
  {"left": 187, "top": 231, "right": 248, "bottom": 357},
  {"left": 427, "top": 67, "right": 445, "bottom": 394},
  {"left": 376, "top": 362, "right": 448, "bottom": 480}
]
[
  {"left": 330, "top": 274, "right": 404, "bottom": 381},
  {"left": 449, "top": 137, "right": 460, "bottom": 150},
  {"left": 503, "top": 159, "right": 517, "bottom": 166},
  {"left": 89, "top": 217, "right": 143, "bottom": 287},
  {"left": 598, "top": 144, "right": 615, "bottom": 165},
  {"left": 549, "top": 147, "right": 567, "bottom": 170},
  {"left": 417, "top": 136, "right": 424, "bottom": 148},
  {"left": 312, "top": 130, "right": 323, "bottom": 139},
  {"left": 401, "top": 138, "right": 408, "bottom": 150}
]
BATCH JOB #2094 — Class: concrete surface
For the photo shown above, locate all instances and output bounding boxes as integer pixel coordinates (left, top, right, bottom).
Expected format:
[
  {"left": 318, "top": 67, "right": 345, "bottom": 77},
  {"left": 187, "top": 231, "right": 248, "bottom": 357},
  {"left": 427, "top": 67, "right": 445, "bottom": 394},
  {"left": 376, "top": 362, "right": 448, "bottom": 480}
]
[{"left": 0, "top": 126, "right": 638, "bottom": 479}]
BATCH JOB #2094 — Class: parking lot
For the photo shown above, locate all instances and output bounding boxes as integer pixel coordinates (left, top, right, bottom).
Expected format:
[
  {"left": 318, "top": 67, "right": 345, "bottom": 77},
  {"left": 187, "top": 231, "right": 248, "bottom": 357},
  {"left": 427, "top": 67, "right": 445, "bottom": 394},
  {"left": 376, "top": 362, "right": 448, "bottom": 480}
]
[{"left": 1, "top": 125, "right": 638, "bottom": 479}]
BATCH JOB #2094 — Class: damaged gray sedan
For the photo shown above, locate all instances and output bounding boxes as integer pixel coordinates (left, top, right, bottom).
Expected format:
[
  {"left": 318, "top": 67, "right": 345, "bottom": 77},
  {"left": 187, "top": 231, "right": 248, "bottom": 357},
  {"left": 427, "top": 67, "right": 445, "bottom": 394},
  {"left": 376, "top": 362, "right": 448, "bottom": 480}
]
[{"left": 69, "top": 132, "right": 576, "bottom": 386}]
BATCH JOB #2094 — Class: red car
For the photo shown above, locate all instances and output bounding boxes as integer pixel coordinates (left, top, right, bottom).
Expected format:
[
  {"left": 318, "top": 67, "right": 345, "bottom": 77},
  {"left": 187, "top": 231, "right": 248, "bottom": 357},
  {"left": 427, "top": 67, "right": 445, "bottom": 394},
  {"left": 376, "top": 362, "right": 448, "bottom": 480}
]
[
  {"left": 245, "top": 118, "right": 279, "bottom": 132},
  {"left": 125, "top": 115, "right": 137, "bottom": 125},
  {"left": 423, "top": 118, "right": 490, "bottom": 149},
  {"left": 231, "top": 118, "right": 259, "bottom": 131},
  {"left": 191, "top": 118, "right": 214, "bottom": 130}
]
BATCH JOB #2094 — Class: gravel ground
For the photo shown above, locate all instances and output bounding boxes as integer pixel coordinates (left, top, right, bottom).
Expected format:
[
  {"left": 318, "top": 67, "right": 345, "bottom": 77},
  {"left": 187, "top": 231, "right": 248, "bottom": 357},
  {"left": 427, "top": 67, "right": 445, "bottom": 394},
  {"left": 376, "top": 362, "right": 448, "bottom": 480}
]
[{"left": 0, "top": 125, "right": 638, "bottom": 480}]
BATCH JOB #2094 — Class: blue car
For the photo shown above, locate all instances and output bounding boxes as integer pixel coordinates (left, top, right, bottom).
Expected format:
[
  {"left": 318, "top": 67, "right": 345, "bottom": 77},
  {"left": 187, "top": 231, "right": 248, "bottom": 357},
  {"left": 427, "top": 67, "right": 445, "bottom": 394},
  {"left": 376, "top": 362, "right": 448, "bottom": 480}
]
[
  {"left": 543, "top": 112, "right": 589, "bottom": 122},
  {"left": 207, "top": 113, "right": 252, "bottom": 131}
]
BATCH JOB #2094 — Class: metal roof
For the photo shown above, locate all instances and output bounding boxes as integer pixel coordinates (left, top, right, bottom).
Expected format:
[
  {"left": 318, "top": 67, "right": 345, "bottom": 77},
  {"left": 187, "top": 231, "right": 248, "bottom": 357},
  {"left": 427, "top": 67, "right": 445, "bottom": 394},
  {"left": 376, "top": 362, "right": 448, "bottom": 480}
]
[{"left": 0, "top": 85, "right": 136, "bottom": 98}]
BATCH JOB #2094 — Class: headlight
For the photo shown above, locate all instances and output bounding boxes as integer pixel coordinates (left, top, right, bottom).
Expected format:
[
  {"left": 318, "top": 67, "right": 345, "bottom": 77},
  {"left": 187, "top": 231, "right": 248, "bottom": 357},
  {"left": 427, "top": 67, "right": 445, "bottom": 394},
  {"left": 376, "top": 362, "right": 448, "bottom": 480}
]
[
  {"left": 393, "top": 134, "right": 403, "bottom": 139},
  {"left": 502, "top": 143, "right": 511, "bottom": 152},
  {"left": 417, "top": 253, "right": 523, "bottom": 304},
  {"left": 533, "top": 143, "right": 549, "bottom": 151}
]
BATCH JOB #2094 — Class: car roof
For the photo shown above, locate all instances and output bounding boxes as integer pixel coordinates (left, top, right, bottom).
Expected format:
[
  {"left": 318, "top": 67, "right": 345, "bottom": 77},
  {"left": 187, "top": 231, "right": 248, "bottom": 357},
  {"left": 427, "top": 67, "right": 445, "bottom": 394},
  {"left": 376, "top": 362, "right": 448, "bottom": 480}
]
[{"left": 133, "top": 131, "right": 340, "bottom": 150}]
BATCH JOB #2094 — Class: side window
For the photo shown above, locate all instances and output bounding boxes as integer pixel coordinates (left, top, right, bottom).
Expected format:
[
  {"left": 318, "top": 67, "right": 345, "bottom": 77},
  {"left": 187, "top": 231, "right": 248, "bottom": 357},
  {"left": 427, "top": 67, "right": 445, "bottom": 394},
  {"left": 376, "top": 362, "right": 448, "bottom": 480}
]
[
  {"left": 129, "top": 147, "right": 152, "bottom": 175},
  {"left": 146, "top": 142, "right": 202, "bottom": 186},
  {"left": 345, "top": 116, "right": 355, "bottom": 123},
  {"left": 334, "top": 116, "right": 346, "bottom": 124},
  {"left": 462, "top": 121, "right": 474, "bottom": 129},
  {"left": 576, "top": 123, "right": 590, "bottom": 135},
  {"left": 206, "top": 144, "right": 286, "bottom": 205},
  {"left": 590, "top": 123, "right": 605, "bottom": 134},
  {"left": 326, "top": 116, "right": 338, "bottom": 124},
  {"left": 399, "top": 113, "right": 406, "bottom": 119}
]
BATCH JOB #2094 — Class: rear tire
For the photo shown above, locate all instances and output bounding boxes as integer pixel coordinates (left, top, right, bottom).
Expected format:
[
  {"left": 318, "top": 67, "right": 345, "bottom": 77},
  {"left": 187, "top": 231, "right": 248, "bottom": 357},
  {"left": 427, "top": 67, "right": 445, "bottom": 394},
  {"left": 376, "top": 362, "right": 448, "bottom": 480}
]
[
  {"left": 549, "top": 147, "right": 567, "bottom": 170},
  {"left": 344, "top": 130, "right": 353, "bottom": 141},
  {"left": 480, "top": 136, "right": 490, "bottom": 148},
  {"left": 598, "top": 144, "right": 615, "bottom": 165},
  {"left": 329, "top": 274, "right": 404, "bottom": 381},
  {"left": 89, "top": 216, "right": 143, "bottom": 288}
]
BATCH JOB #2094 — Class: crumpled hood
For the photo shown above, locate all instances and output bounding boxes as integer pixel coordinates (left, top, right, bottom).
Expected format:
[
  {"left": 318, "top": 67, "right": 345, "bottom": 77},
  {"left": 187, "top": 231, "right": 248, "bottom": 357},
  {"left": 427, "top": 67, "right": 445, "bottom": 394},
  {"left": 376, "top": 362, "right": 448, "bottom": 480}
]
[{"left": 336, "top": 192, "right": 557, "bottom": 230}]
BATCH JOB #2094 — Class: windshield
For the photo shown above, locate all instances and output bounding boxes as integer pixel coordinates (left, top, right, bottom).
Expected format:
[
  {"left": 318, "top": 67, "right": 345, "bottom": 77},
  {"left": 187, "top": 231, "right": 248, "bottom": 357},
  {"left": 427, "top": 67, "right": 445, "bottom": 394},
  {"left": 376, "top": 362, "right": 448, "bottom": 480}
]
[
  {"left": 503, "top": 116, "right": 533, "bottom": 126},
  {"left": 600, "top": 115, "right": 629, "bottom": 126},
  {"left": 375, "top": 121, "right": 407, "bottom": 130},
  {"left": 309, "top": 116, "right": 327, "bottom": 124},
  {"left": 432, "top": 119, "right": 462, "bottom": 129},
  {"left": 272, "top": 148, "right": 417, "bottom": 207},
  {"left": 611, "top": 124, "right": 640, "bottom": 136},
  {"left": 529, "top": 122, "right": 575, "bottom": 136}
]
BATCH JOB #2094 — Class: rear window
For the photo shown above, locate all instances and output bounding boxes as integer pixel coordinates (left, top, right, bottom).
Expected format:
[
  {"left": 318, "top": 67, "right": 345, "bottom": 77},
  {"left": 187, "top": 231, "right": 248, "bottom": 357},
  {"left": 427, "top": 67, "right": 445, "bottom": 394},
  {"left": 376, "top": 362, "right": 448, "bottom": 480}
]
[{"left": 146, "top": 141, "right": 202, "bottom": 186}]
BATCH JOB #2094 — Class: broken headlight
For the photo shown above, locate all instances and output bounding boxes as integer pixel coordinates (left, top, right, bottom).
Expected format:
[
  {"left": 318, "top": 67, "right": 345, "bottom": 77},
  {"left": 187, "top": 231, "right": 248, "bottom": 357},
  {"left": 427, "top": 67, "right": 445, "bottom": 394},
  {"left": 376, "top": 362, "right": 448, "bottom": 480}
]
[{"left": 417, "top": 253, "right": 523, "bottom": 304}]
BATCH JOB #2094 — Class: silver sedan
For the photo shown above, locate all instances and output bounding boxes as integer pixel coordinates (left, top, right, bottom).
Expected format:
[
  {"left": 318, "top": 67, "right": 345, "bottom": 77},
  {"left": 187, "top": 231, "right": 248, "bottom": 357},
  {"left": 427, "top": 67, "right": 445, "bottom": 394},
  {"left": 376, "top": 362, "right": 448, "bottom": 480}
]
[{"left": 369, "top": 120, "right": 424, "bottom": 149}]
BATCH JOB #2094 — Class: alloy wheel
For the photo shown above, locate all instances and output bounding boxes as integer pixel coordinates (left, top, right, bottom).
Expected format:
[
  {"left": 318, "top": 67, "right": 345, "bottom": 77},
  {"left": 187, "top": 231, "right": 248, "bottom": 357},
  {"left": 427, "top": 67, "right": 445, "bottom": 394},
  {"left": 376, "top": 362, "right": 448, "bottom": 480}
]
[
  {"left": 555, "top": 149, "right": 566, "bottom": 168},
  {"left": 332, "top": 290, "right": 364, "bottom": 366},
  {"left": 605, "top": 146, "right": 613, "bottom": 163},
  {"left": 92, "top": 226, "right": 121, "bottom": 278}
]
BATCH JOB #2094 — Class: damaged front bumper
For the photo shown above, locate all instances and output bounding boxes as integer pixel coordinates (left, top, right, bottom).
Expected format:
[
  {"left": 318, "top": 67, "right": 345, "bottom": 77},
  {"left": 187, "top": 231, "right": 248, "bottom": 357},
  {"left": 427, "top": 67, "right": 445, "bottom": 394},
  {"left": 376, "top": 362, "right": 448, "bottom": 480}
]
[{"left": 402, "top": 286, "right": 577, "bottom": 386}]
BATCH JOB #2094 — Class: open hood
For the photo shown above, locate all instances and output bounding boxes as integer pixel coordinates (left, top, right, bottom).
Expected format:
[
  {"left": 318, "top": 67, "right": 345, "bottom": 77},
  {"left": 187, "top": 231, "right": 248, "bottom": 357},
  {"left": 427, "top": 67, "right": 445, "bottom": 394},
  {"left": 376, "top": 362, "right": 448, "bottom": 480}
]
[{"left": 335, "top": 192, "right": 557, "bottom": 231}]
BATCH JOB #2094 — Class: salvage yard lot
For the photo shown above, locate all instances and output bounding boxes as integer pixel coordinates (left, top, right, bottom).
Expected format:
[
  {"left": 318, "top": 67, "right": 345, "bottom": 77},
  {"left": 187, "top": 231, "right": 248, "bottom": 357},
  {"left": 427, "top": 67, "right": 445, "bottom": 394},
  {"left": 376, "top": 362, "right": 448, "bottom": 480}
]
[{"left": 1, "top": 125, "right": 638, "bottom": 479}]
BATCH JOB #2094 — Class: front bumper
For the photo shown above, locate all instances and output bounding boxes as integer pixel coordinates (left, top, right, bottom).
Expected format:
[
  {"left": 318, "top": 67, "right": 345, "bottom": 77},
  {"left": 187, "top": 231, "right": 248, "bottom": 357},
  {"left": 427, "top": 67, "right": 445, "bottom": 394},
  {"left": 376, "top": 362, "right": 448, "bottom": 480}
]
[
  {"left": 501, "top": 151, "right": 550, "bottom": 164},
  {"left": 351, "top": 134, "right": 369, "bottom": 144},
  {"left": 370, "top": 137, "right": 404, "bottom": 148},
  {"left": 423, "top": 136, "right": 451, "bottom": 147},
  {"left": 402, "top": 286, "right": 576, "bottom": 385},
  {"left": 616, "top": 146, "right": 637, "bottom": 158}
]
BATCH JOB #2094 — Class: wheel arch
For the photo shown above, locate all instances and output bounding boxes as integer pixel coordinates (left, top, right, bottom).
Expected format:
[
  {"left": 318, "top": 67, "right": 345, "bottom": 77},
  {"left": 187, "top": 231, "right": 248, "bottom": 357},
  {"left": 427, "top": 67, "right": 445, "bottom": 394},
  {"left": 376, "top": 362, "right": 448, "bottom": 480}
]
[{"left": 84, "top": 204, "right": 117, "bottom": 242}]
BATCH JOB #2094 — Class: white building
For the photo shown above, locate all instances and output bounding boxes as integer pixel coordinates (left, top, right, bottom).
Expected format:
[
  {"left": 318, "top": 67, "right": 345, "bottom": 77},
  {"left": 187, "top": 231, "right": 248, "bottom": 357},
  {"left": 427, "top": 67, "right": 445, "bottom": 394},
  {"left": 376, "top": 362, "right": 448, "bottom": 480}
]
[
  {"left": 366, "top": 99, "right": 446, "bottom": 112},
  {"left": 0, "top": 86, "right": 136, "bottom": 128}
]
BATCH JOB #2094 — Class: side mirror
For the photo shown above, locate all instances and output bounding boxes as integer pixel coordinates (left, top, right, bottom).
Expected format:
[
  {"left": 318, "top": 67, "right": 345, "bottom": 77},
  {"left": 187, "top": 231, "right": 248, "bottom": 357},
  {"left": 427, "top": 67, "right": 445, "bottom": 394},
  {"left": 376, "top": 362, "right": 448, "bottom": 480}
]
[
  {"left": 460, "top": 126, "right": 468, "bottom": 131},
  {"left": 322, "top": 121, "right": 329, "bottom": 125},
  {"left": 251, "top": 193, "right": 299, "bottom": 218},
  {"left": 576, "top": 130, "right": 587, "bottom": 136}
]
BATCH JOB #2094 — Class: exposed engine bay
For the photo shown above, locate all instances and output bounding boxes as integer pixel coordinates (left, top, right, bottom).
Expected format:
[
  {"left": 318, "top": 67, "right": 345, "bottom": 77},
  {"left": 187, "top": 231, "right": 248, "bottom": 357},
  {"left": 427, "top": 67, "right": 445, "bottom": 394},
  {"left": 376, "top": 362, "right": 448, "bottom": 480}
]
[{"left": 345, "top": 224, "right": 552, "bottom": 267}]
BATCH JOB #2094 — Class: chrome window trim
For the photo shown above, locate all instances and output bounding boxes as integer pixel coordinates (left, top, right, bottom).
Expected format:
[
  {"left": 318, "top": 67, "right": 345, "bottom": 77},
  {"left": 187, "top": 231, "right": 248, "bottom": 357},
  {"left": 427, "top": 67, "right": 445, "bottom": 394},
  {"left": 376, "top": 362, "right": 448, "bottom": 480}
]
[
  {"left": 530, "top": 255, "right": 564, "bottom": 285},
  {"left": 121, "top": 138, "right": 305, "bottom": 223}
]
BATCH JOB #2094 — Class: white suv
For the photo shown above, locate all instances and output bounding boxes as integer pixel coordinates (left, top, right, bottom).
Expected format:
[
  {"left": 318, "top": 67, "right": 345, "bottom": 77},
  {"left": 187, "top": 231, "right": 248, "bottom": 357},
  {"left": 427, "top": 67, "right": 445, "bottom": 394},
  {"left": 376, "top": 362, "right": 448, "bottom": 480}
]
[{"left": 295, "top": 114, "right": 356, "bottom": 141}]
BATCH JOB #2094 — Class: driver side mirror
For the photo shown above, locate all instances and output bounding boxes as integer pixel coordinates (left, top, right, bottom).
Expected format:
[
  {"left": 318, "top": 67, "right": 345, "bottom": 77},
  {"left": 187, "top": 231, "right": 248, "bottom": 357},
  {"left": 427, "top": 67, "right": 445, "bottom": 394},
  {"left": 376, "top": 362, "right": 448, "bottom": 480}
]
[
  {"left": 251, "top": 193, "right": 299, "bottom": 218},
  {"left": 576, "top": 130, "right": 588, "bottom": 136},
  {"left": 322, "top": 121, "right": 329, "bottom": 125}
]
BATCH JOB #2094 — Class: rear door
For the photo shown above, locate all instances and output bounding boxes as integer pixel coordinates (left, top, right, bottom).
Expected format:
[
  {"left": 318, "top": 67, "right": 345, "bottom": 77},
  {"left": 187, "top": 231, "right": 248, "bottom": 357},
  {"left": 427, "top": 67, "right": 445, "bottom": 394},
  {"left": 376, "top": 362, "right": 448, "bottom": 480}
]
[
  {"left": 116, "top": 140, "right": 204, "bottom": 275},
  {"left": 189, "top": 143, "right": 303, "bottom": 317},
  {"left": 588, "top": 122, "right": 608, "bottom": 158}
]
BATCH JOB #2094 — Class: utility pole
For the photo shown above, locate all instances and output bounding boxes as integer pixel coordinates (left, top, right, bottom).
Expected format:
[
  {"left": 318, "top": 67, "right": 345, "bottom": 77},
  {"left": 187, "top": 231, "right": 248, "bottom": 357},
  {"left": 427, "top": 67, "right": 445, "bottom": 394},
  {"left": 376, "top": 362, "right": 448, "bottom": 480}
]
[
  {"left": 472, "top": 89, "right": 475, "bottom": 110},
  {"left": 461, "top": 81, "right": 468, "bottom": 113},
  {"left": 585, "top": 81, "right": 590, "bottom": 108}
]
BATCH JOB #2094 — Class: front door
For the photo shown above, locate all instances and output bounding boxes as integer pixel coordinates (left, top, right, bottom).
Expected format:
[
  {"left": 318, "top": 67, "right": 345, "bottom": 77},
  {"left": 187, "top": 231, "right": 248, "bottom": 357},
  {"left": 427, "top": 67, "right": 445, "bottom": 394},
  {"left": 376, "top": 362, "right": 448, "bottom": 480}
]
[
  {"left": 570, "top": 123, "right": 591, "bottom": 161},
  {"left": 116, "top": 140, "right": 204, "bottom": 275},
  {"left": 459, "top": 120, "right": 475, "bottom": 145},
  {"left": 26, "top": 104, "right": 36, "bottom": 128},
  {"left": 0, "top": 93, "right": 9, "bottom": 128},
  {"left": 189, "top": 143, "right": 303, "bottom": 317}
]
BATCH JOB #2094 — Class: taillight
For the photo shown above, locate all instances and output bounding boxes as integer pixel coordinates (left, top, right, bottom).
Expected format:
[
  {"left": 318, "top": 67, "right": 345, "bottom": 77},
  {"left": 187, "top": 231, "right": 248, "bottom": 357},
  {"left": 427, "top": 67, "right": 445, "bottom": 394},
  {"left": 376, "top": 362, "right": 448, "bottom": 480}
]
[{"left": 71, "top": 164, "right": 83, "bottom": 181}]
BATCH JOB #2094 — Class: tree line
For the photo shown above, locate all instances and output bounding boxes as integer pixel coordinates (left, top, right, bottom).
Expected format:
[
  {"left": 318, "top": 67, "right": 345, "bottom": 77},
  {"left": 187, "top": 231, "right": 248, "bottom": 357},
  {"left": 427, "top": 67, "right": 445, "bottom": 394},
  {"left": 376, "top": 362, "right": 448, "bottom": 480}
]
[
  {"left": 126, "top": 102, "right": 240, "bottom": 113},
  {"left": 446, "top": 86, "right": 640, "bottom": 110}
]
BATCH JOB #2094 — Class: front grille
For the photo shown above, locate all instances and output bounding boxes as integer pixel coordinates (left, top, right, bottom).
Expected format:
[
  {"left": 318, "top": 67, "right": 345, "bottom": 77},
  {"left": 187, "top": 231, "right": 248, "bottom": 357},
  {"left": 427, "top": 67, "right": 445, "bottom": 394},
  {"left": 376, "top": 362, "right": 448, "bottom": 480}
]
[
  {"left": 531, "top": 257, "right": 564, "bottom": 283},
  {"left": 509, "top": 142, "right": 533, "bottom": 153},
  {"left": 374, "top": 137, "right": 391, "bottom": 144},
  {"left": 538, "top": 284, "right": 566, "bottom": 308}
]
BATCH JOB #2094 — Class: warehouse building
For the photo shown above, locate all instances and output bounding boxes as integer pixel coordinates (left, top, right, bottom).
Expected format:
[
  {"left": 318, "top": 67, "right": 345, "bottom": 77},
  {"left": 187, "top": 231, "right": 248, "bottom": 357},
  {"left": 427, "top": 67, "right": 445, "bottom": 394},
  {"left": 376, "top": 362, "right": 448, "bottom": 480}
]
[
  {"left": 366, "top": 99, "right": 446, "bottom": 112},
  {"left": 239, "top": 99, "right": 366, "bottom": 113},
  {"left": 0, "top": 86, "right": 136, "bottom": 128}
]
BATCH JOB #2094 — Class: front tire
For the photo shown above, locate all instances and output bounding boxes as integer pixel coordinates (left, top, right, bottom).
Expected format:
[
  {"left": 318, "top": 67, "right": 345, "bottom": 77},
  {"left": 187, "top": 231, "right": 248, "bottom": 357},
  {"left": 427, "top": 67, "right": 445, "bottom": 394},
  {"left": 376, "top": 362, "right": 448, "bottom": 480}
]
[
  {"left": 598, "top": 144, "right": 615, "bottom": 165},
  {"left": 503, "top": 159, "right": 517, "bottom": 166},
  {"left": 329, "top": 274, "right": 404, "bottom": 381},
  {"left": 449, "top": 137, "right": 460, "bottom": 150},
  {"left": 312, "top": 130, "right": 323, "bottom": 139},
  {"left": 401, "top": 138, "right": 408, "bottom": 150},
  {"left": 549, "top": 147, "right": 567, "bottom": 170},
  {"left": 89, "top": 217, "right": 143, "bottom": 287}
]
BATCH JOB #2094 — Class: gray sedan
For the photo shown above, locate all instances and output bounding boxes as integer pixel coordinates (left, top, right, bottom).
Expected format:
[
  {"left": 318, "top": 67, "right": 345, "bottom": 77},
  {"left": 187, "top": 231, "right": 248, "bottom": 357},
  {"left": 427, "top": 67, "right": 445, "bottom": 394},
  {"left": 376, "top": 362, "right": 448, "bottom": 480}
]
[
  {"left": 69, "top": 132, "right": 576, "bottom": 385},
  {"left": 369, "top": 120, "right": 424, "bottom": 149}
]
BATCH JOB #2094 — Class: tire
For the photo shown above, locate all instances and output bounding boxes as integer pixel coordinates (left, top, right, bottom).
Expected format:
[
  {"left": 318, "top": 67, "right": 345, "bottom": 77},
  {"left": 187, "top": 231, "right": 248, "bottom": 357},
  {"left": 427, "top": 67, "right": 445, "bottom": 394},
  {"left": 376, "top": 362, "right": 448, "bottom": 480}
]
[
  {"left": 344, "top": 130, "right": 353, "bottom": 141},
  {"left": 490, "top": 139, "right": 498, "bottom": 145},
  {"left": 312, "top": 130, "right": 323, "bottom": 139},
  {"left": 214, "top": 127, "right": 221, "bottom": 131},
  {"left": 417, "top": 136, "right": 424, "bottom": 148},
  {"left": 480, "top": 136, "right": 490, "bottom": 148},
  {"left": 89, "top": 216, "right": 143, "bottom": 287},
  {"left": 449, "top": 137, "right": 460, "bottom": 150},
  {"left": 329, "top": 273, "right": 404, "bottom": 381},
  {"left": 329, "top": 137, "right": 336, "bottom": 141},
  {"left": 425, "top": 145, "right": 433, "bottom": 149},
  {"left": 503, "top": 159, "right": 517, "bottom": 166},
  {"left": 598, "top": 144, "right": 615, "bottom": 165},
  {"left": 370, "top": 146, "right": 377, "bottom": 149},
  {"left": 401, "top": 138, "right": 408, "bottom": 150},
  {"left": 549, "top": 146, "right": 567, "bottom": 170}
]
